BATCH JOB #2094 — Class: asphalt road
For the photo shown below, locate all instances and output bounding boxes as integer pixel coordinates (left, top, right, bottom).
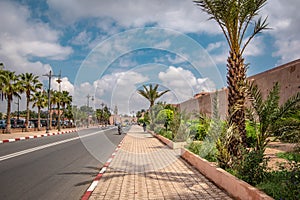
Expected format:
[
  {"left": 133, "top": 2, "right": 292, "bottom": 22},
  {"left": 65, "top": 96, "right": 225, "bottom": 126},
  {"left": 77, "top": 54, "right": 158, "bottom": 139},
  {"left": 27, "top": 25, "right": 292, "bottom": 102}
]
[{"left": 0, "top": 126, "right": 126, "bottom": 200}]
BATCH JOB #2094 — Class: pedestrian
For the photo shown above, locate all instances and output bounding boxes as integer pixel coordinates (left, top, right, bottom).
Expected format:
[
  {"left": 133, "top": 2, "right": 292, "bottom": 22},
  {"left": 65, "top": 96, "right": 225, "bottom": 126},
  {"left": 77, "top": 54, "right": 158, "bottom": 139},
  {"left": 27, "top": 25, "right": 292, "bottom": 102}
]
[{"left": 143, "top": 122, "right": 146, "bottom": 132}]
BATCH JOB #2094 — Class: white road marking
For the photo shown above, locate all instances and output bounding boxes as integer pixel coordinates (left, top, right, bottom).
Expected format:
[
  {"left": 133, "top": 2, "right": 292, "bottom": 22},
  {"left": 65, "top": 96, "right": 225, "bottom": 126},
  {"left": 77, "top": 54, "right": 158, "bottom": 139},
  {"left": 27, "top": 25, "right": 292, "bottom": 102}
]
[{"left": 0, "top": 127, "right": 115, "bottom": 162}]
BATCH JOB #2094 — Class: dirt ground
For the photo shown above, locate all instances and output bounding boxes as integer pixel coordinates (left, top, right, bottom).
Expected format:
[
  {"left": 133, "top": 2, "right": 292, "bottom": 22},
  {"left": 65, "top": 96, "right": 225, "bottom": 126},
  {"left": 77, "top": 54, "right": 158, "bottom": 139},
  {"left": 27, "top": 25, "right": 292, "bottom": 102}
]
[{"left": 265, "top": 141, "right": 298, "bottom": 170}]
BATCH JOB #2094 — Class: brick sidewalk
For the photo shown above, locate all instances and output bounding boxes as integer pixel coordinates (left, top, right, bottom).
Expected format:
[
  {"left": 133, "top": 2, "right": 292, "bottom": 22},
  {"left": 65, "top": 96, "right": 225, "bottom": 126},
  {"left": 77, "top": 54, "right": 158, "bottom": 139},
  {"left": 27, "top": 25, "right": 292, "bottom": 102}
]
[{"left": 89, "top": 125, "right": 233, "bottom": 200}]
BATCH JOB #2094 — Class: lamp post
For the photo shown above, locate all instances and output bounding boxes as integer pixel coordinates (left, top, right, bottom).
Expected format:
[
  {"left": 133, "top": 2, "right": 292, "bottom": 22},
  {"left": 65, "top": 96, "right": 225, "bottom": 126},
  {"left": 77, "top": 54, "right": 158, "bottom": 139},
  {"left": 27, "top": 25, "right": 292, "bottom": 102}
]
[
  {"left": 14, "top": 97, "right": 20, "bottom": 120},
  {"left": 86, "top": 94, "right": 93, "bottom": 128},
  {"left": 43, "top": 70, "right": 59, "bottom": 133}
]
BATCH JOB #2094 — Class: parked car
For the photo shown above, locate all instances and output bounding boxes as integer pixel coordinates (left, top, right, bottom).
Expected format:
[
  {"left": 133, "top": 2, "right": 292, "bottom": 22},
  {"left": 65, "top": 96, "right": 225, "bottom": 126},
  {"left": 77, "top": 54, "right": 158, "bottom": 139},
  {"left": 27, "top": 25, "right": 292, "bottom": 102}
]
[
  {"left": 0, "top": 120, "right": 6, "bottom": 129},
  {"left": 10, "top": 119, "right": 26, "bottom": 128}
]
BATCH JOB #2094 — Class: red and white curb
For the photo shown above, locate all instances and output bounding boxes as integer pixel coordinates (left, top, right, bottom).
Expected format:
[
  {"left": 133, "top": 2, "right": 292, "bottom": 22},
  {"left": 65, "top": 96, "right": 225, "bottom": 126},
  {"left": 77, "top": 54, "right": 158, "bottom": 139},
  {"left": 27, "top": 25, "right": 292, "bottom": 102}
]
[
  {"left": 0, "top": 129, "right": 77, "bottom": 144},
  {"left": 81, "top": 138, "right": 125, "bottom": 200}
]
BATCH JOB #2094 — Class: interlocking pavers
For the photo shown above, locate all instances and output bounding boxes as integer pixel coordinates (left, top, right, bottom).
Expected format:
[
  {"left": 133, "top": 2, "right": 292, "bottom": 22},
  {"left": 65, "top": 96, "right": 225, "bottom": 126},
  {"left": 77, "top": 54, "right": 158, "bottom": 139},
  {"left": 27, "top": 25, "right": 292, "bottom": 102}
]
[{"left": 89, "top": 125, "right": 233, "bottom": 200}]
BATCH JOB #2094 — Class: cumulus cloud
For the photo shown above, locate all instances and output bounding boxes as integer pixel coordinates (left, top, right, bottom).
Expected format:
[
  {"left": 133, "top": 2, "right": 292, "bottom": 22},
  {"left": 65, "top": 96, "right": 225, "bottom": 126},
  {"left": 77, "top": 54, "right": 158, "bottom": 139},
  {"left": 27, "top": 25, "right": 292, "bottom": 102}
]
[
  {"left": 158, "top": 66, "right": 215, "bottom": 102},
  {"left": 262, "top": 0, "right": 300, "bottom": 64},
  {"left": 0, "top": 1, "right": 72, "bottom": 75},
  {"left": 47, "top": 0, "right": 219, "bottom": 34}
]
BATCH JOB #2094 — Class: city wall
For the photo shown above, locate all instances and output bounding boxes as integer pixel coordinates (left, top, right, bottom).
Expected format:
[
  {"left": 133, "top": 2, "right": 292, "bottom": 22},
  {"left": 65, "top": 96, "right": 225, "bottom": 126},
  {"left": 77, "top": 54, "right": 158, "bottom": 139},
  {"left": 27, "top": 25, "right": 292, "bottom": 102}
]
[{"left": 179, "top": 59, "right": 300, "bottom": 119}]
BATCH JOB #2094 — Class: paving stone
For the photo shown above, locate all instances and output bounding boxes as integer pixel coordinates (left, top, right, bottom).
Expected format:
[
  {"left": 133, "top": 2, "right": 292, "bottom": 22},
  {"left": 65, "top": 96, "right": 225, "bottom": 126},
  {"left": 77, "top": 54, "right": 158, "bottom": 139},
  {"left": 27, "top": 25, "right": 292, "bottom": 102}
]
[{"left": 89, "top": 125, "right": 233, "bottom": 200}]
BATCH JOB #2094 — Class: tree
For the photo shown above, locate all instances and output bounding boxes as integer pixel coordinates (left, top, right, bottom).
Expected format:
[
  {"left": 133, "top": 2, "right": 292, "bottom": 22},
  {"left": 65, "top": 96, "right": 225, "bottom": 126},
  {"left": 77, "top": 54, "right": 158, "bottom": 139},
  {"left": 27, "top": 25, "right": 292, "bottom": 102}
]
[
  {"left": 138, "top": 84, "right": 170, "bottom": 130},
  {"left": 32, "top": 91, "right": 47, "bottom": 131},
  {"left": 20, "top": 73, "right": 42, "bottom": 131},
  {"left": 0, "top": 70, "right": 21, "bottom": 133},
  {"left": 194, "top": 0, "right": 269, "bottom": 154},
  {"left": 137, "top": 84, "right": 170, "bottom": 108},
  {"left": 51, "top": 90, "right": 62, "bottom": 131},
  {"left": 60, "top": 91, "right": 72, "bottom": 117}
]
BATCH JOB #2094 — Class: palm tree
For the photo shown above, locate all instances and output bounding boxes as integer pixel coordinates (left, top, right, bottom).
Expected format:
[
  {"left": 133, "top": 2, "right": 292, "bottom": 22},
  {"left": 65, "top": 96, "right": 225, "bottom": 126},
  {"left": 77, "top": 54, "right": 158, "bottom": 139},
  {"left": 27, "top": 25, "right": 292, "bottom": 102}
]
[
  {"left": 138, "top": 84, "right": 169, "bottom": 130},
  {"left": 20, "top": 73, "right": 42, "bottom": 131},
  {"left": 60, "top": 90, "right": 72, "bottom": 120},
  {"left": 51, "top": 90, "right": 61, "bottom": 131},
  {"left": 31, "top": 91, "right": 47, "bottom": 131},
  {"left": 0, "top": 70, "right": 21, "bottom": 133},
  {"left": 194, "top": 0, "right": 269, "bottom": 152},
  {"left": 137, "top": 84, "right": 170, "bottom": 109}
]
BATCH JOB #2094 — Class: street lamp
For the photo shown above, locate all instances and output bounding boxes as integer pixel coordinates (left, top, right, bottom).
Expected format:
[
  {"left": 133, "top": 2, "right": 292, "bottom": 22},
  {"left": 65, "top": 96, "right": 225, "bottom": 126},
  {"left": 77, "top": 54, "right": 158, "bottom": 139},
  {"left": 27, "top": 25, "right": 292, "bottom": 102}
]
[
  {"left": 14, "top": 97, "right": 20, "bottom": 120},
  {"left": 86, "top": 94, "right": 93, "bottom": 128},
  {"left": 43, "top": 70, "right": 59, "bottom": 133}
]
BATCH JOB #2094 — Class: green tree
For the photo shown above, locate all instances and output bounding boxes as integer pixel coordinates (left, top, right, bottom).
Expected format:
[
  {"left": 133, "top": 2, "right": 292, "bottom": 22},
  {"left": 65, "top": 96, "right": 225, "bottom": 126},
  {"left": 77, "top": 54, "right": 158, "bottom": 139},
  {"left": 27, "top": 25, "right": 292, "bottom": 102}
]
[
  {"left": 138, "top": 84, "right": 169, "bottom": 130},
  {"left": 60, "top": 91, "right": 72, "bottom": 116},
  {"left": 20, "top": 73, "right": 42, "bottom": 131},
  {"left": 32, "top": 91, "right": 47, "bottom": 131},
  {"left": 156, "top": 109, "right": 174, "bottom": 131},
  {"left": 194, "top": 0, "right": 269, "bottom": 155},
  {"left": 137, "top": 84, "right": 169, "bottom": 108},
  {"left": 0, "top": 70, "right": 21, "bottom": 133},
  {"left": 51, "top": 90, "right": 62, "bottom": 131}
]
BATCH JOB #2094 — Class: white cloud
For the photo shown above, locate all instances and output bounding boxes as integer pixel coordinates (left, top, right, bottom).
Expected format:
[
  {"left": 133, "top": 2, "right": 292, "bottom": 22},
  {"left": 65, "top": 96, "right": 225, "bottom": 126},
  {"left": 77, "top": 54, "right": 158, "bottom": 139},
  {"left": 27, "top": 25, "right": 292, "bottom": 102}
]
[
  {"left": 73, "top": 71, "right": 149, "bottom": 113},
  {"left": 51, "top": 77, "right": 75, "bottom": 96},
  {"left": 71, "top": 31, "right": 92, "bottom": 46},
  {"left": 0, "top": 1, "right": 72, "bottom": 75},
  {"left": 158, "top": 66, "right": 215, "bottom": 102},
  {"left": 47, "top": 0, "right": 220, "bottom": 34},
  {"left": 262, "top": 0, "right": 300, "bottom": 64}
]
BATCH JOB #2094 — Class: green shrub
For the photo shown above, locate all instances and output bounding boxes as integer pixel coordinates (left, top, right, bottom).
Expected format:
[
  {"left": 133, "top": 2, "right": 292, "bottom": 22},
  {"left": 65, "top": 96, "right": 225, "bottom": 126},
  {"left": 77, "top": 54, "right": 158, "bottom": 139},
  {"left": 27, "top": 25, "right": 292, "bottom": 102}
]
[
  {"left": 158, "top": 129, "right": 173, "bottom": 140},
  {"left": 235, "top": 149, "right": 268, "bottom": 185},
  {"left": 277, "top": 152, "right": 300, "bottom": 163},
  {"left": 245, "top": 121, "right": 258, "bottom": 148},
  {"left": 257, "top": 162, "right": 300, "bottom": 200},
  {"left": 188, "top": 141, "right": 202, "bottom": 155}
]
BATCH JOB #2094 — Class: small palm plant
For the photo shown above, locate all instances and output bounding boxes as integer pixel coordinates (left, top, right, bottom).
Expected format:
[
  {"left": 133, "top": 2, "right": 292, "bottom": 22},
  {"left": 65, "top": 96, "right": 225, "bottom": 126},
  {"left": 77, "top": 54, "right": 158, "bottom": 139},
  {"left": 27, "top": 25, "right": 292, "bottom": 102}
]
[{"left": 246, "top": 81, "right": 300, "bottom": 152}]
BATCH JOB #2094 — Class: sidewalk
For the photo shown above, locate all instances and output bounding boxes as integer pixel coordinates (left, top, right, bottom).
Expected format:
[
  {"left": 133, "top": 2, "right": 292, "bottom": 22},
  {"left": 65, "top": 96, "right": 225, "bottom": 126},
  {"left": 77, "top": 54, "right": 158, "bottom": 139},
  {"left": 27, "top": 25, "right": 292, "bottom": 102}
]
[
  {"left": 0, "top": 127, "right": 77, "bottom": 143},
  {"left": 89, "top": 125, "right": 233, "bottom": 200}
]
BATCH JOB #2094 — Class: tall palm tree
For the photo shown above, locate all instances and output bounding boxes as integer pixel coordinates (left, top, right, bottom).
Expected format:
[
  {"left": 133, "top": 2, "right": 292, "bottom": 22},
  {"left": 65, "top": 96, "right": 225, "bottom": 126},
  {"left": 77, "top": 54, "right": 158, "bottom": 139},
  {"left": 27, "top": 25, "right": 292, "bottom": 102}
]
[
  {"left": 31, "top": 91, "right": 47, "bottom": 131},
  {"left": 0, "top": 70, "right": 21, "bottom": 133},
  {"left": 20, "top": 73, "right": 42, "bottom": 132},
  {"left": 138, "top": 84, "right": 169, "bottom": 130},
  {"left": 194, "top": 0, "right": 269, "bottom": 152},
  {"left": 60, "top": 90, "right": 72, "bottom": 120},
  {"left": 137, "top": 84, "right": 170, "bottom": 109},
  {"left": 51, "top": 90, "right": 61, "bottom": 131}
]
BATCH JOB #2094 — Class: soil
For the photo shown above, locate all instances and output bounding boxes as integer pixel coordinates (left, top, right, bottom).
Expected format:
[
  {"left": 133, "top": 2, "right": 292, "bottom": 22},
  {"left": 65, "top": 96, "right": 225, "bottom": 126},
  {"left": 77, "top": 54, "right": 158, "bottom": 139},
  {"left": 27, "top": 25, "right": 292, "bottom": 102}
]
[{"left": 265, "top": 141, "right": 298, "bottom": 171}]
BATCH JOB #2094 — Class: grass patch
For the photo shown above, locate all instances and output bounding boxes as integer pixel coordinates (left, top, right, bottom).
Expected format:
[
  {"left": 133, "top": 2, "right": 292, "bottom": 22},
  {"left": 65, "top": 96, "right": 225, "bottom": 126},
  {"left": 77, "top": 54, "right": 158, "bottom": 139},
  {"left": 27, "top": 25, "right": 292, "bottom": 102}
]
[
  {"left": 257, "top": 163, "right": 300, "bottom": 200},
  {"left": 276, "top": 152, "right": 300, "bottom": 162}
]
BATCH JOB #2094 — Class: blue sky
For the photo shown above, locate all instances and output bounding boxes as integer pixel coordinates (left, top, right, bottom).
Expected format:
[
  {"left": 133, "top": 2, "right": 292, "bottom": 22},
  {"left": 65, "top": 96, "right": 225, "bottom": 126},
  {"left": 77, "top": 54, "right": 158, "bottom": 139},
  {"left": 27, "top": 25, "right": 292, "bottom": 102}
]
[{"left": 1, "top": 0, "right": 300, "bottom": 114}]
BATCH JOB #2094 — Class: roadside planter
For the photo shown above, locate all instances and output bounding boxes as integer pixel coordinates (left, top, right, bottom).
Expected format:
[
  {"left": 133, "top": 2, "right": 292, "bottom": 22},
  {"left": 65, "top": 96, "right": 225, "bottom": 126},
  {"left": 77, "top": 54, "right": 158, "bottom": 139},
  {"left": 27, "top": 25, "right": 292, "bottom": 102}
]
[
  {"left": 151, "top": 131, "right": 273, "bottom": 200},
  {"left": 148, "top": 130, "right": 186, "bottom": 149},
  {"left": 181, "top": 148, "right": 273, "bottom": 200}
]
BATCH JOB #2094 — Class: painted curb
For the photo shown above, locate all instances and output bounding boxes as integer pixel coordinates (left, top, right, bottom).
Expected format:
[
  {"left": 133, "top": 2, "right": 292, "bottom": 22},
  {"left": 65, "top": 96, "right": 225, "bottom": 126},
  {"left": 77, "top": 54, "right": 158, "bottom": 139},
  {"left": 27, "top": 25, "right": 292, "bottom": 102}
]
[
  {"left": 0, "top": 129, "right": 77, "bottom": 144},
  {"left": 81, "top": 137, "right": 125, "bottom": 200}
]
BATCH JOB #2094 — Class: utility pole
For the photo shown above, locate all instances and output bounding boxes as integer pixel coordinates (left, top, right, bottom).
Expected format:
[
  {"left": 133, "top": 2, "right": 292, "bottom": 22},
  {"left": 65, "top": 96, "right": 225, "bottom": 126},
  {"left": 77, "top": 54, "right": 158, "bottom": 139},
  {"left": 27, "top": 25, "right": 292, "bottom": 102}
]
[
  {"left": 43, "top": 70, "right": 59, "bottom": 133},
  {"left": 86, "top": 94, "right": 93, "bottom": 128},
  {"left": 14, "top": 97, "right": 20, "bottom": 120}
]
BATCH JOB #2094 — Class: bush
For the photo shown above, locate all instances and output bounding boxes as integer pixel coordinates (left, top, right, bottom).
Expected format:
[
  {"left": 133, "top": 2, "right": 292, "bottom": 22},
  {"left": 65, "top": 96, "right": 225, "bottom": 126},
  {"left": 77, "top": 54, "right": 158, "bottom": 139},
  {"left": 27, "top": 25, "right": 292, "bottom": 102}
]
[
  {"left": 235, "top": 149, "right": 268, "bottom": 185},
  {"left": 188, "top": 141, "right": 202, "bottom": 155},
  {"left": 245, "top": 121, "right": 258, "bottom": 148},
  {"left": 158, "top": 129, "right": 173, "bottom": 140},
  {"left": 257, "top": 162, "right": 300, "bottom": 200}
]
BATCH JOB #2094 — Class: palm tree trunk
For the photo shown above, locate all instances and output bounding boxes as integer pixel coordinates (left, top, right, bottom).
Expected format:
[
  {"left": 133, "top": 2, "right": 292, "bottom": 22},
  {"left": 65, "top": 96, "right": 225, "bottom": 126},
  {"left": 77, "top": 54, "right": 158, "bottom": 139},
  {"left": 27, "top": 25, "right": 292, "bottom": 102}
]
[
  {"left": 37, "top": 107, "right": 41, "bottom": 131},
  {"left": 5, "top": 96, "right": 12, "bottom": 134},
  {"left": 57, "top": 103, "right": 61, "bottom": 131},
  {"left": 227, "top": 51, "right": 247, "bottom": 155},
  {"left": 25, "top": 95, "right": 30, "bottom": 132}
]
